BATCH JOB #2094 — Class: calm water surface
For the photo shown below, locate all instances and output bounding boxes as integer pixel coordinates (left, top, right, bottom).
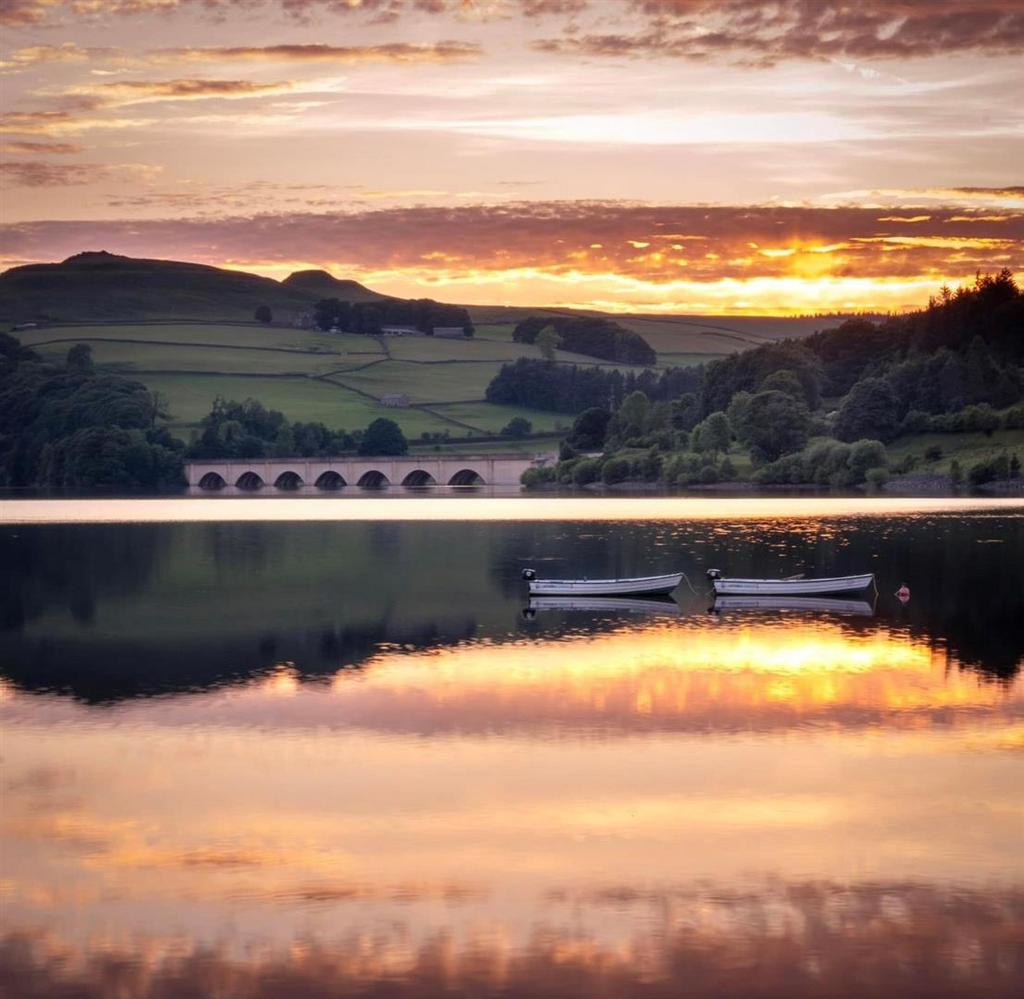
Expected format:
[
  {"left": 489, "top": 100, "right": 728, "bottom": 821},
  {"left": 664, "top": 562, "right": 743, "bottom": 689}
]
[{"left": 2, "top": 499, "right": 1022, "bottom": 998}]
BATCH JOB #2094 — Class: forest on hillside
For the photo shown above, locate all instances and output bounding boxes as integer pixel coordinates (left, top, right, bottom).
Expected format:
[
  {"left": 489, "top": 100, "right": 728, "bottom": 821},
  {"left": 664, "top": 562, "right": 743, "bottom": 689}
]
[{"left": 521, "top": 271, "right": 1024, "bottom": 490}]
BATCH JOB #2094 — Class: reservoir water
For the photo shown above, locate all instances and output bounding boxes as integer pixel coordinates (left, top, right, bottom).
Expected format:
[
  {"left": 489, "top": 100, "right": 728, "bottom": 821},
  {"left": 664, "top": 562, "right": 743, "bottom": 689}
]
[{"left": 1, "top": 499, "right": 1022, "bottom": 997}]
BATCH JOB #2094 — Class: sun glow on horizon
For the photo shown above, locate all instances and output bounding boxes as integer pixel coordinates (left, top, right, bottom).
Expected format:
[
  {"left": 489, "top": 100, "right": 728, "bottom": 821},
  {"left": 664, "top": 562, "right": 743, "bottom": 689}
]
[{"left": 213, "top": 260, "right": 1021, "bottom": 316}]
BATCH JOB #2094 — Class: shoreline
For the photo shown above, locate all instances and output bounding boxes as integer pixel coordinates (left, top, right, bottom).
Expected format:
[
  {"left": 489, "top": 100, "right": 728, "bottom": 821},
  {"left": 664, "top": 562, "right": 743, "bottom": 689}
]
[{"left": 3, "top": 495, "right": 1023, "bottom": 525}]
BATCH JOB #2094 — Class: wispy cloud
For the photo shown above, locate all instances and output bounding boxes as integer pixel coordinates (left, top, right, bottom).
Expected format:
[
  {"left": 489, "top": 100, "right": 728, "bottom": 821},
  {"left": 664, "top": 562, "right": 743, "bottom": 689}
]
[
  {"left": 59, "top": 78, "right": 299, "bottom": 107},
  {"left": 1, "top": 140, "right": 84, "bottom": 154},
  {"left": 1, "top": 40, "right": 483, "bottom": 71},
  {"left": 154, "top": 41, "right": 482, "bottom": 65},
  {"left": 7, "top": 2, "right": 1024, "bottom": 65},
  {"left": 0, "top": 160, "right": 160, "bottom": 186}
]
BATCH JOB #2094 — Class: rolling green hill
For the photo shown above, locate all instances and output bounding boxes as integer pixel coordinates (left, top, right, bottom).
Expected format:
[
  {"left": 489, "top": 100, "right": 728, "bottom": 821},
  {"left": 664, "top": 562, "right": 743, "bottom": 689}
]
[
  {"left": 1, "top": 251, "right": 858, "bottom": 454},
  {"left": 17, "top": 321, "right": 575, "bottom": 446}
]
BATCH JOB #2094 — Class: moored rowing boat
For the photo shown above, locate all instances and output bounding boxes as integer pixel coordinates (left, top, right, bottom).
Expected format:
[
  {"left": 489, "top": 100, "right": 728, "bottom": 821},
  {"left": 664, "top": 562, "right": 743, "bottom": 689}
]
[
  {"left": 522, "top": 569, "right": 683, "bottom": 597},
  {"left": 706, "top": 570, "right": 875, "bottom": 596}
]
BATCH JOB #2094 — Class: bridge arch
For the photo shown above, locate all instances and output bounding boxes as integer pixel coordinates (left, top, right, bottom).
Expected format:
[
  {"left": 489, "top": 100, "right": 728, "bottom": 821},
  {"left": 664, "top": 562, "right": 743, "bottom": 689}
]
[
  {"left": 357, "top": 470, "right": 390, "bottom": 488},
  {"left": 236, "top": 471, "right": 264, "bottom": 490},
  {"left": 315, "top": 471, "right": 347, "bottom": 490},
  {"left": 448, "top": 468, "right": 485, "bottom": 486},
  {"left": 274, "top": 470, "right": 304, "bottom": 490},
  {"left": 198, "top": 472, "right": 226, "bottom": 490},
  {"left": 401, "top": 469, "right": 437, "bottom": 487}
]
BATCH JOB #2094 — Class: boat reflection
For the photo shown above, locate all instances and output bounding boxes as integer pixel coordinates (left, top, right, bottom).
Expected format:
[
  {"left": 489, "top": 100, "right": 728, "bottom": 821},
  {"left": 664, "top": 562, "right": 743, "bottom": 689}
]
[
  {"left": 712, "top": 595, "right": 876, "bottom": 617},
  {"left": 526, "top": 594, "right": 681, "bottom": 616}
]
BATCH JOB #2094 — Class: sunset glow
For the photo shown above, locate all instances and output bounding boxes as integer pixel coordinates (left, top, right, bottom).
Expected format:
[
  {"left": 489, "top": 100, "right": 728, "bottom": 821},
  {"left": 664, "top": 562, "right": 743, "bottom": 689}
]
[{"left": 2, "top": 1, "right": 1022, "bottom": 312}]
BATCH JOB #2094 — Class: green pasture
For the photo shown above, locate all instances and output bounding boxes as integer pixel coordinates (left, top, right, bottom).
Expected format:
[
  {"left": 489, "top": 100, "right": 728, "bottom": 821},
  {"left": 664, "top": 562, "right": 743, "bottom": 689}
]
[
  {"left": 138, "top": 373, "right": 459, "bottom": 436},
  {"left": 385, "top": 333, "right": 530, "bottom": 362},
  {"left": 330, "top": 360, "right": 503, "bottom": 404},
  {"left": 887, "top": 428, "right": 1024, "bottom": 475},
  {"left": 470, "top": 322, "right": 518, "bottom": 342},
  {"left": 33, "top": 339, "right": 345, "bottom": 376},
  {"left": 19, "top": 322, "right": 384, "bottom": 356},
  {"left": 13, "top": 319, "right": 714, "bottom": 443},
  {"left": 427, "top": 402, "right": 570, "bottom": 434}
]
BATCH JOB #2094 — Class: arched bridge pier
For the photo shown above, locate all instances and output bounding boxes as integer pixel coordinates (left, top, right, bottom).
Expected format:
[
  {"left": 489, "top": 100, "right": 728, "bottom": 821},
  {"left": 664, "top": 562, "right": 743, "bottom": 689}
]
[{"left": 186, "top": 454, "right": 550, "bottom": 493}]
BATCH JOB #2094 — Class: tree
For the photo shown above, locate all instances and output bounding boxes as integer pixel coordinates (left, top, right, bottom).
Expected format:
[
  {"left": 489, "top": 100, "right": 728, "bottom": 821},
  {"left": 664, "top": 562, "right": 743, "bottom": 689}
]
[
  {"left": 615, "top": 390, "right": 651, "bottom": 439},
  {"left": 847, "top": 439, "right": 887, "bottom": 482},
  {"left": 271, "top": 424, "right": 296, "bottom": 457},
  {"left": 567, "top": 407, "right": 611, "bottom": 451},
  {"left": 726, "top": 391, "right": 754, "bottom": 441},
  {"left": 692, "top": 411, "right": 731, "bottom": 458},
  {"left": 742, "top": 390, "right": 810, "bottom": 461},
  {"left": 66, "top": 343, "right": 93, "bottom": 372},
  {"left": 834, "top": 377, "right": 899, "bottom": 443},
  {"left": 671, "top": 392, "right": 701, "bottom": 432},
  {"left": 358, "top": 417, "right": 407, "bottom": 456},
  {"left": 536, "top": 327, "right": 562, "bottom": 362},
  {"left": 760, "top": 369, "right": 805, "bottom": 401},
  {"left": 513, "top": 315, "right": 656, "bottom": 365},
  {"left": 500, "top": 416, "right": 532, "bottom": 438},
  {"left": 254, "top": 305, "right": 273, "bottom": 324}
]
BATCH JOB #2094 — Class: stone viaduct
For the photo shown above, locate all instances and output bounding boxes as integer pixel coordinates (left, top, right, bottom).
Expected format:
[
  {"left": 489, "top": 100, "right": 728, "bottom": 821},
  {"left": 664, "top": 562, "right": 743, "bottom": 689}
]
[{"left": 185, "top": 454, "right": 551, "bottom": 491}]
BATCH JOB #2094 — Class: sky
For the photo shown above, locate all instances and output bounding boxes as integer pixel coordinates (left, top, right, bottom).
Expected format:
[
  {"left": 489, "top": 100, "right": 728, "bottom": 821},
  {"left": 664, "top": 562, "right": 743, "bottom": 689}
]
[{"left": 1, "top": 0, "right": 1022, "bottom": 315}]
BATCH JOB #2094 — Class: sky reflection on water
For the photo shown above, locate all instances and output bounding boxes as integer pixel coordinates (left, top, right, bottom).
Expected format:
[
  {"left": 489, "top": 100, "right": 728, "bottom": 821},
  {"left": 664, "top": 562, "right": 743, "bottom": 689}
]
[{"left": 1, "top": 505, "right": 1022, "bottom": 997}]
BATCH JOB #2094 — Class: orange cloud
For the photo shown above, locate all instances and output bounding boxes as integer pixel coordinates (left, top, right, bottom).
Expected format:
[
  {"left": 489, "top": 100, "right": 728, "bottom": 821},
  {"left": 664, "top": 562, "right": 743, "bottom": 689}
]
[
  {"left": 61, "top": 77, "right": 299, "bottom": 106},
  {"left": 2, "top": 201, "right": 1021, "bottom": 312},
  {"left": 155, "top": 41, "right": 483, "bottom": 64},
  {"left": 6, "top": 1, "right": 1024, "bottom": 68},
  {"left": 0, "top": 161, "right": 158, "bottom": 186},
  {"left": 1, "top": 140, "right": 84, "bottom": 154}
]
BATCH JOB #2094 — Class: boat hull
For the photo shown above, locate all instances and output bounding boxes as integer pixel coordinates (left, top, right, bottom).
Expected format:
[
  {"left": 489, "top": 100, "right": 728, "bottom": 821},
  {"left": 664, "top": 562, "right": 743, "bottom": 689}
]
[
  {"left": 712, "top": 573, "right": 874, "bottom": 596},
  {"left": 528, "top": 573, "right": 683, "bottom": 597}
]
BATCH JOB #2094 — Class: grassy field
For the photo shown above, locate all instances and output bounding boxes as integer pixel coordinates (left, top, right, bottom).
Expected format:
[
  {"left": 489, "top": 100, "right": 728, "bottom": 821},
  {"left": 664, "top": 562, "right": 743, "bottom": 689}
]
[
  {"left": 23, "top": 320, "right": 661, "bottom": 441},
  {"left": 887, "top": 428, "right": 1024, "bottom": 475},
  {"left": 141, "top": 373, "right": 460, "bottom": 436},
  {"left": 32, "top": 340, "right": 347, "bottom": 376},
  {"left": 330, "top": 360, "right": 509, "bottom": 404},
  {"left": 427, "top": 402, "right": 571, "bottom": 434},
  {"left": 23, "top": 318, "right": 830, "bottom": 448},
  {"left": 20, "top": 323, "right": 382, "bottom": 356}
]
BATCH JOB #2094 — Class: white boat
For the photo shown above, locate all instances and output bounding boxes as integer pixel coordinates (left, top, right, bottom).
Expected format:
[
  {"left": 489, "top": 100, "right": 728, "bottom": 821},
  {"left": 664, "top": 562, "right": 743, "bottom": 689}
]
[
  {"left": 521, "top": 569, "right": 683, "bottom": 597},
  {"left": 528, "top": 595, "right": 680, "bottom": 615},
  {"left": 712, "top": 596, "right": 875, "bottom": 617},
  {"left": 706, "top": 570, "right": 874, "bottom": 596}
]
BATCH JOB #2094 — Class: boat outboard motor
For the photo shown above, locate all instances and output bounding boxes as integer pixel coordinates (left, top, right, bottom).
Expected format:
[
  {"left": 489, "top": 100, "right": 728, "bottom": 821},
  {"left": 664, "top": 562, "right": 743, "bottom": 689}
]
[
  {"left": 521, "top": 568, "right": 537, "bottom": 581},
  {"left": 705, "top": 568, "right": 722, "bottom": 581}
]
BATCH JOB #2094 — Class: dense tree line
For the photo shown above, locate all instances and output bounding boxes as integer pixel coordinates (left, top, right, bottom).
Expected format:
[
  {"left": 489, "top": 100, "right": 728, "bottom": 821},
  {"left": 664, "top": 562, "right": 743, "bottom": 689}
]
[
  {"left": 485, "top": 357, "right": 701, "bottom": 413},
  {"left": 0, "top": 335, "right": 184, "bottom": 490},
  {"left": 185, "top": 397, "right": 409, "bottom": 459},
  {"left": 525, "top": 272, "right": 1023, "bottom": 490},
  {"left": 513, "top": 315, "right": 657, "bottom": 365},
  {"left": 313, "top": 297, "right": 474, "bottom": 336}
]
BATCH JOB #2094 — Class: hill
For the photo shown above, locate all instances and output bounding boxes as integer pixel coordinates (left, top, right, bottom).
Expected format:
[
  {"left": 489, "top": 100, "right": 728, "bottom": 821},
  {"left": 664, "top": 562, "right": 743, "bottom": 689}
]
[
  {"left": 0, "top": 252, "right": 395, "bottom": 324},
  {"left": 1, "top": 252, "right": 849, "bottom": 350},
  {"left": 0, "top": 251, "right": 324, "bottom": 323},
  {"left": 281, "top": 269, "right": 385, "bottom": 303}
]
